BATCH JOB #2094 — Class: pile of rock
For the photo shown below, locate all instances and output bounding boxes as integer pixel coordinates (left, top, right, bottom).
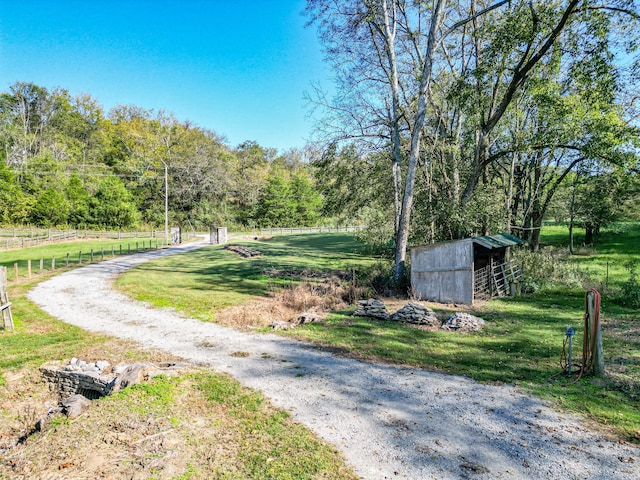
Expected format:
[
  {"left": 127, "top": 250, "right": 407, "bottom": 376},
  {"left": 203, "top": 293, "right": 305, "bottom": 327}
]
[
  {"left": 40, "top": 358, "right": 113, "bottom": 400},
  {"left": 352, "top": 299, "right": 486, "bottom": 332},
  {"left": 269, "top": 311, "right": 320, "bottom": 330},
  {"left": 390, "top": 302, "right": 439, "bottom": 327},
  {"left": 225, "top": 244, "right": 262, "bottom": 258},
  {"left": 353, "top": 299, "right": 390, "bottom": 320},
  {"left": 39, "top": 359, "right": 188, "bottom": 419},
  {"left": 440, "top": 312, "right": 486, "bottom": 332}
]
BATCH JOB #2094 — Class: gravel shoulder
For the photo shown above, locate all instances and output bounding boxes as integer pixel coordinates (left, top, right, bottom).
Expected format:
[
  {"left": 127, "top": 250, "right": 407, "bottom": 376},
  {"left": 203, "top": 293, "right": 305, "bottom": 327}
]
[{"left": 28, "top": 240, "right": 640, "bottom": 479}]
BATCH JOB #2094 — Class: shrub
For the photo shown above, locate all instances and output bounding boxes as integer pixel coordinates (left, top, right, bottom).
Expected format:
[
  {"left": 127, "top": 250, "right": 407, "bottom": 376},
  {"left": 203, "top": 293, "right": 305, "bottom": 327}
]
[
  {"left": 513, "top": 246, "right": 584, "bottom": 292},
  {"left": 621, "top": 260, "right": 640, "bottom": 308}
]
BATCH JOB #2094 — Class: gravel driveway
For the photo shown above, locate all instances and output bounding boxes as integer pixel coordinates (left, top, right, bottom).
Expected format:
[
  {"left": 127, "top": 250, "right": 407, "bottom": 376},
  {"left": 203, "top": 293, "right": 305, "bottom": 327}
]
[{"left": 28, "top": 240, "right": 640, "bottom": 479}]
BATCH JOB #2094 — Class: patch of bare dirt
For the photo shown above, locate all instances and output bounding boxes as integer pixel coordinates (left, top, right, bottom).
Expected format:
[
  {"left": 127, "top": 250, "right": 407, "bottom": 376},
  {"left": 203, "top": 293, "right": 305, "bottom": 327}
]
[{"left": 0, "top": 341, "right": 189, "bottom": 479}]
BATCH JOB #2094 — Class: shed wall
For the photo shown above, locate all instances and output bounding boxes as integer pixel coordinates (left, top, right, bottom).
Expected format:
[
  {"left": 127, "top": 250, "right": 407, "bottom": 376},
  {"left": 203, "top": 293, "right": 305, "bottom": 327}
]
[{"left": 410, "top": 239, "right": 474, "bottom": 304}]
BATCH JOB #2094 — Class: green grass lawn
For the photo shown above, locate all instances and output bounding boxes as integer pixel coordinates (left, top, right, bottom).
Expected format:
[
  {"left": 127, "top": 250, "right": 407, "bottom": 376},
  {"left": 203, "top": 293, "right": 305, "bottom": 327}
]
[
  {"left": 115, "top": 233, "right": 376, "bottom": 321},
  {"left": 114, "top": 227, "right": 640, "bottom": 443},
  {"left": 0, "top": 238, "right": 162, "bottom": 281},
  {"left": 538, "top": 222, "right": 640, "bottom": 291}
]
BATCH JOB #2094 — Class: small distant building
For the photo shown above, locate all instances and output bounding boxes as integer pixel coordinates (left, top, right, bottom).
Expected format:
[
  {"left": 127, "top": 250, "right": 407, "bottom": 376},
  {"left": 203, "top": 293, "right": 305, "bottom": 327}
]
[{"left": 410, "top": 234, "right": 525, "bottom": 305}]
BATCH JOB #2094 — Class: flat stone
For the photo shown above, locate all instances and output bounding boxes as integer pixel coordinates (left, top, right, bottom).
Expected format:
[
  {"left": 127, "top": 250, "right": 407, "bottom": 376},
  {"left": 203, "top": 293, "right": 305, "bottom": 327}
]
[{"left": 61, "top": 394, "right": 91, "bottom": 418}]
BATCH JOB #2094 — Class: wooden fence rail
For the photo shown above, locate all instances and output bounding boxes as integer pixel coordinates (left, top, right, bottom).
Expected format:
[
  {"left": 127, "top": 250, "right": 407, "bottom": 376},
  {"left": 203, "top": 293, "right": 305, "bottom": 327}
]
[
  {"left": 1, "top": 239, "right": 165, "bottom": 283},
  {"left": 0, "top": 229, "right": 164, "bottom": 251},
  {"left": 257, "top": 226, "right": 365, "bottom": 236}
]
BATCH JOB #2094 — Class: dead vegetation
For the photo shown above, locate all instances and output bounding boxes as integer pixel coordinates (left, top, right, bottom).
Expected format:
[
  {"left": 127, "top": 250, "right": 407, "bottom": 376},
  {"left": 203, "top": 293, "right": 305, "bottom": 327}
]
[{"left": 215, "top": 268, "right": 364, "bottom": 329}]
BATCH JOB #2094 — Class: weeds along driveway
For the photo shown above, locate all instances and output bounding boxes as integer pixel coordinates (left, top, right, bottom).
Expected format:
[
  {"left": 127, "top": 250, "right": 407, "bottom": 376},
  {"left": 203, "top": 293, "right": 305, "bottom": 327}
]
[{"left": 28, "top": 240, "right": 640, "bottom": 480}]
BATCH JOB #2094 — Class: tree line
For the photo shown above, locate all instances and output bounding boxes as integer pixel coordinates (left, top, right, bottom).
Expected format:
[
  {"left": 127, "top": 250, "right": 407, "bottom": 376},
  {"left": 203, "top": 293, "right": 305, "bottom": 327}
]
[
  {"left": 305, "top": 0, "right": 640, "bottom": 277},
  {"left": 2, "top": 1, "right": 640, "bottom": 268},
  {"left": 0, "top": 82, "right": 323, "bottom": 231}
]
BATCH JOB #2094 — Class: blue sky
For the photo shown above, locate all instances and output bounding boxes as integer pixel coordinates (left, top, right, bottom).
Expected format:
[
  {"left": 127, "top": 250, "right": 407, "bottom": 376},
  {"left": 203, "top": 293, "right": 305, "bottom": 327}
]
[{"left": 0, "top": 0, "right": 330, "bottom": 152}]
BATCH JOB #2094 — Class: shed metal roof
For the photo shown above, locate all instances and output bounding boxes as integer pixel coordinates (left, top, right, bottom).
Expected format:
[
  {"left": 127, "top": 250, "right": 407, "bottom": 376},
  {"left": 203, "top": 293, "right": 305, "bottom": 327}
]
[{"left": 472, "top": 233, "right": 525, "bottom": 249}]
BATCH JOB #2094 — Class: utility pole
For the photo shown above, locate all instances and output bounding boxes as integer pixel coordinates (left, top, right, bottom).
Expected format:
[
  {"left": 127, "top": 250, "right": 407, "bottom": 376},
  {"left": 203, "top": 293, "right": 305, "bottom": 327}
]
[{"left": 161, "top": 160, "right": 169, "bottom": 246}]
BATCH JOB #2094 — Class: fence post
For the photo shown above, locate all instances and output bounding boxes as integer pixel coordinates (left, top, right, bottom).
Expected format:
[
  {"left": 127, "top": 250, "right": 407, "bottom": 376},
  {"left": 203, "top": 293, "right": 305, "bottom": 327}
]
[
  {"left": 14, "top": 263, "right": 18, "bottom": 281},
  {"left": 101, "top": 247, "right": 104, "bottom": 260},
  {"left": 66, "top": 253, "right": 69, "bottom": 266},
  {"left": 79, "top": 251, "right": 82, "bottom": 264},
  {"left": 39, "top": 258, "right": 43, "bottom": 273},
  {"left": 128, "top": 244, "right": 130, "bottom": 254},
  {"left": 52, "top": 256, "right": 55, "bottom": 270},
  {"left": 1, "top": 266, "right": 14, "bottom": 331},
  {"left": 111, "top": 246, "right": 114, "bottom": 256},
  {"left": 91, "top": 249, "right": 94, "bottom": 262}
]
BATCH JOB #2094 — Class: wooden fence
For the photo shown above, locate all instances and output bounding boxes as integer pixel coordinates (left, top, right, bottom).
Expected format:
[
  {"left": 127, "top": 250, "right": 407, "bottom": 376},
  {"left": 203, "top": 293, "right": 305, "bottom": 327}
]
[
  {"left": 1, "top": 239, "right": 165, "bottom": 284},
  {"left": 0, "top": 228, "right": 165, "bottom": 251},
  {"left": 257, "top": 226, "right": 365, "bottom": 236},
  {"left": 0, "top": 225, "right": 361, "bottom": 250}
]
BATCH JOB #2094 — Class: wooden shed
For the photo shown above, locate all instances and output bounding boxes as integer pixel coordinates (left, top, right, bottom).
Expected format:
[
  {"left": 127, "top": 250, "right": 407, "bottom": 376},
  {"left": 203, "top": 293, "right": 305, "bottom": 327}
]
[{"left": 410, "top": 234, "right": 524, "bottom": 305}]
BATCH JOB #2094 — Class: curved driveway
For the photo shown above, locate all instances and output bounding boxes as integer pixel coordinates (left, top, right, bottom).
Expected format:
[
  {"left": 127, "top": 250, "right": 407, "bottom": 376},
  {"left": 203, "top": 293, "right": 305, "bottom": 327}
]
[{"left": 28, "top": 240, "right": 640, "bottom": 479}]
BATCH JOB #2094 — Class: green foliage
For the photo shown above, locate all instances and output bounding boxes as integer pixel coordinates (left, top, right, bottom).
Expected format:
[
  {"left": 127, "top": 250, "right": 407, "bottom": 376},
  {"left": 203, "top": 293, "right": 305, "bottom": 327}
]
[
  {"left": 65, "top": 175, "right": 91, "bottom": 227},
  {"left": 621, "top": 260, "right": 640, "bottom": 308},
  {"left": 289, "top": 173, "right": 322, "bottom": 226},
  {"left": 0, "top": 163, "right": 34, "bottom": 224},
  {"left": 312, "top": 144, "right": 391, "bottom": 226},
  {"left": 0, "top": 82, "right": 324, "bottom": 230},
  {"left": 513, "top": 246, "right": 584, "bottom": 293},
  {"left": 89, "top": 177, "right": 140, "bottom": 228},
  {"left": 253, "top": 175, "right": 294, "bottom": 227},
  {"left": 352, "top": 207, "right": 395, "bottom": 255},
  {"left": 252, "top": 171, "right": 323, "bottom": 228},
  {"left": 32, "top": 188, "right": 69, "bottom": 227}
]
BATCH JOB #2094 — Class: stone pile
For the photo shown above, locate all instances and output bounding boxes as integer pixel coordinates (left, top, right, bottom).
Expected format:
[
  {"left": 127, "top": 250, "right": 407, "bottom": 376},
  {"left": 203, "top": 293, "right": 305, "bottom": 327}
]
[
  {"left": 225, "top": 244, "right": 262, "bottom": 258},
  {"left": 40, "top": 358, "right": 113, "bottom": 400},
  {"left": 390, "top": 302, "right": 439, "bottom": 327},
  {"left": 352, "top": 299, "right": 486, "bottom": 332},
  {"left": 40, "top": 359, "right": 189, "bottom": 419},
  {"left": 298, "top": 311, "right": 319, "bottom": 325},
  {"left": 353, "top": 299, "right": 390, "bottom": 320},
  {"left": 440, "top": 312, "right": 486, "bottom": 332},
  {"left": 269, "top": 311, "right": 320, "bottom": 330}
]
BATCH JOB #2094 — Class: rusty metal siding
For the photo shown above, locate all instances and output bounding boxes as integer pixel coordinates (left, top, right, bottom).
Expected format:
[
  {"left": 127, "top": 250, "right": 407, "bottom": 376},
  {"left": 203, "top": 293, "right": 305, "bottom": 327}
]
[{"left": 410, "top": 239, "right": 474, "bottom": 304}]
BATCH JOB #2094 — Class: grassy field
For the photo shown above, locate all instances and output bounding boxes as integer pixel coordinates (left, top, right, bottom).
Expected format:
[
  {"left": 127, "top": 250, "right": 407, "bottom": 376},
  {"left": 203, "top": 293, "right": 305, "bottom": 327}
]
[
  {"left": 0, "top": 238, "right": 163, "bottom": 281},
  {"left": 115, "top": 233, "right": 376, "bottom": 322},
  {"left": 537, "top": 222, "right": 640, "bottom": 291},
  {"left": 114, "top": 226, "right": 640, "bottom": 443}
]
